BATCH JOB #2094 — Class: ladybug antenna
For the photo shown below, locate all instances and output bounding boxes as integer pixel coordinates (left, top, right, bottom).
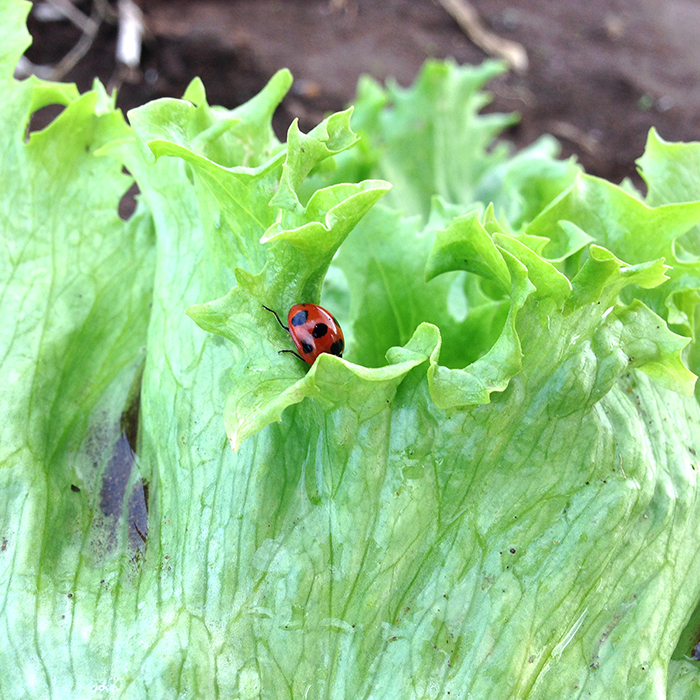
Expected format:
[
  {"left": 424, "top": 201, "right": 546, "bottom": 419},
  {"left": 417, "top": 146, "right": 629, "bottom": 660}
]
[{"left": 262, "top": 305, "right": 289, "bottom": 332}]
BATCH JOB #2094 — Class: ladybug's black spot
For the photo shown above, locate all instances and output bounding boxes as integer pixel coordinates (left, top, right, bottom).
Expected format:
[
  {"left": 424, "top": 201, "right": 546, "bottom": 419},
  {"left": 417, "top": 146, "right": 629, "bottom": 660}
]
[
  {"left": 301, "top": 341, "right": 314, "bottom": 354},
  {"left": 330, "top": 338, "right": 344, "bottom": 356},
  {"left": 312, "top": 323, "right": 328, "bottom": 338},
  {"left": 291, "top": 310, "right": 308, "bottom": 326}
]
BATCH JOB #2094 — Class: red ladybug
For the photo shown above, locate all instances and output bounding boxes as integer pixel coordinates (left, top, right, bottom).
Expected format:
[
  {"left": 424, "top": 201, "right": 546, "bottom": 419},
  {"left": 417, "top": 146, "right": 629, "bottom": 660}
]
[{"left": 263, "top": 303, "right": 344, "bottom": 365}]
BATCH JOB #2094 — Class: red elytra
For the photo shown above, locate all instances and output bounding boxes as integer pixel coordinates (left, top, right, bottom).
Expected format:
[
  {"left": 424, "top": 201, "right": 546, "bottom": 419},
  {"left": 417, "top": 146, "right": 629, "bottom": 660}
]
[{"left": 262, "top": 303, "right": 345, "bottom": 365}]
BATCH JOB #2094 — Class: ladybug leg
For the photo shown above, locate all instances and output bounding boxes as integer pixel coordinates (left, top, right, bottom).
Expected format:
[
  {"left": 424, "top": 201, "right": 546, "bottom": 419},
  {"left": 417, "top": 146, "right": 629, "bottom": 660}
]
[
  {"left": 278, "top": 349, "right": 306, "bottom": 362},
  {"left": 262, "top": 305, "right": 289, "bottom": 332}
]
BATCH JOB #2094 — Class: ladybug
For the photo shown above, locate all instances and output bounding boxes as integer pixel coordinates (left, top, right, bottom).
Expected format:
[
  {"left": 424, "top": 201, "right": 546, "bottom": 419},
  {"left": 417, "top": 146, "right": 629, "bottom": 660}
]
[{"left": 262, "top": 303, "right": 344, "bottom": 365}]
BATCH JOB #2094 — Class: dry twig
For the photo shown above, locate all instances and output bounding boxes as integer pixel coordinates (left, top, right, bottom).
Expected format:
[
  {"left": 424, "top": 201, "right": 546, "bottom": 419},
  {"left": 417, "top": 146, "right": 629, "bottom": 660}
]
[
  {"left": 46, "top": 0, "right": 97, "bottom": 34},
  {"left": 15, "top": 0, "right": 107, "bottom": 81},
  {"left": 436, "top": 0, "right": 528, "bottom": 74},
  {"left": 50, "top": 2, "right": 102, "bottom": 80},
  {"left": 107, "top": 0, "right": 144, "bottom": 92},
  {"left": 548, "top": 121, "right": 602, "bottom": 158},
  {"left": 115, "top": 0, "right": 144, "bottom": 69}
]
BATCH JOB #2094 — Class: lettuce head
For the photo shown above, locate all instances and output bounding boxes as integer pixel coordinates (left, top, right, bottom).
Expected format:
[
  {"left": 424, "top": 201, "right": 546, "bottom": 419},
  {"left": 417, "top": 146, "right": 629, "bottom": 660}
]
[{"left": 1, "top": 1, "right": 700, "bottom": 697}]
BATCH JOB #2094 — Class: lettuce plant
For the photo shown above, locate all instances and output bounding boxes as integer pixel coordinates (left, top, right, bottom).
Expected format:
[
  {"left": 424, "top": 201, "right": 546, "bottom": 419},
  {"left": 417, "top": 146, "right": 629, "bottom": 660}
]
[{"left": 2, "top": 0, "right": 700, "bottom": 697}]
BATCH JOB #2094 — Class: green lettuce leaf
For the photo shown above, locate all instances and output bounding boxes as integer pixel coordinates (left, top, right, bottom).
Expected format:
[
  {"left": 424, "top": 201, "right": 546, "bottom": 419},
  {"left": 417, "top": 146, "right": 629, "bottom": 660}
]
[
  {"left": 0, "top": 0, "right": 155, "bottom": 695},
  {"left": 2, "top": 1, "right": 700, "bottom": 697},
  {"left": 320, "top": 59, "right": 517, "bottom": 221}
]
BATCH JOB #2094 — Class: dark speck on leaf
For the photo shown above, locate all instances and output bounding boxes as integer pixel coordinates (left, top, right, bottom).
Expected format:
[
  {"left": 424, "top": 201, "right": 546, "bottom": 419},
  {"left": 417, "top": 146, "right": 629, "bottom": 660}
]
[{"left": 71, "top": 484, "right": 81, "bottom": 492}]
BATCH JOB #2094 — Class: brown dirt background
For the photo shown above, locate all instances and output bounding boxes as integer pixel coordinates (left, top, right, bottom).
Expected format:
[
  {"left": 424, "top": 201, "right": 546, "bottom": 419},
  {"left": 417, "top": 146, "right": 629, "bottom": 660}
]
[{"left": 23, "top": 0, "right": 700, "bottom": 189}]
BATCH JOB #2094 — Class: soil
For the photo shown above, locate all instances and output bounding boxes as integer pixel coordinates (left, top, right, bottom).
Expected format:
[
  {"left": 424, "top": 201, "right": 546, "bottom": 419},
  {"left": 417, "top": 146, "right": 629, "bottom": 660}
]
[{"left": 22, "top": 0, "right": 700, "bottom": 189}]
